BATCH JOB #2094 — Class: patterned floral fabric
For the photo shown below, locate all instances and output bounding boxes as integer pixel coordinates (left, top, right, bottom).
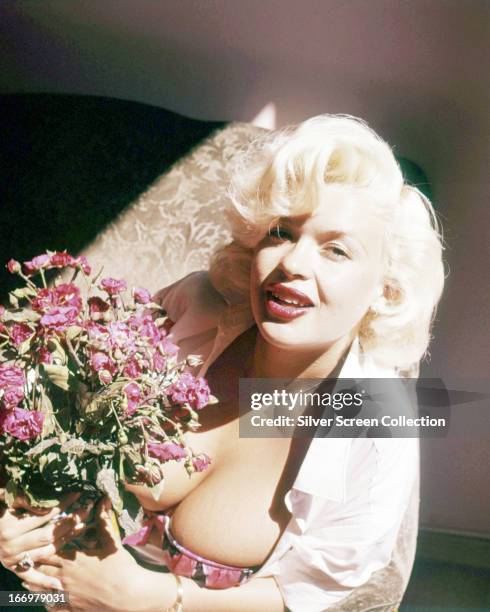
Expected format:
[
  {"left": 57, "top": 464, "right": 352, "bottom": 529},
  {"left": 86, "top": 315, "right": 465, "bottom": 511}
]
[{"left": 160, "top": 514, "right": 261, "bottom": 589}]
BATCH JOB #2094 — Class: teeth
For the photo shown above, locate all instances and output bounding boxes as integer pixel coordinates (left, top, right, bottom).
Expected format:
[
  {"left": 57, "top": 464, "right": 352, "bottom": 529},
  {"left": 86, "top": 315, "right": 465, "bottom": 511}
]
[{"left": 271, "top": 292, "right": 308, "bottom": 307}]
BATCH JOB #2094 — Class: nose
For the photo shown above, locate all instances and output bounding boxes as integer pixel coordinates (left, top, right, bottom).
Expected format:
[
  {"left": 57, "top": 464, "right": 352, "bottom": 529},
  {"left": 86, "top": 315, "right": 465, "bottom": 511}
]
[{"left": 278, "top": 237, "right": 313, "bottom": 279}]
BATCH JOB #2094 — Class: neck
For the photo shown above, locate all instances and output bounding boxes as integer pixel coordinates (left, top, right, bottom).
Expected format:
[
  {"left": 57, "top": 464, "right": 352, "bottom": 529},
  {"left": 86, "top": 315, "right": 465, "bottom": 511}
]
[{"left": 249, "top": 328, "right": 357, "bottom": 381}]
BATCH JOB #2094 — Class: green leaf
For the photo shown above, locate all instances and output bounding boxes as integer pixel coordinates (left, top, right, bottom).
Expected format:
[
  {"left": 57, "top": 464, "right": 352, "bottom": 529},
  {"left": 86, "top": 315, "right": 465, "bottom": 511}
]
[
  {"left": 12, "top": 287, "right": 37, "bottom": 300},
  {"left": 66, "top": 326, "right": 83, "bottom": 341},
  {"left": 25, "top": 438, "right": 59, "bottom": 457},
  {"left": 2, "top": 309, "right": 41, "bottom": 323},
  {"left": 18, "top": 336, "right": 34, "bottom": 355},
  {"left": 46, "top": 338, "right": 67, "bottom": 365},
  {"left": 41, "top": 364, "right": 70, "bottom": 390},
  {"left": 5, "top": 481, "right": 20, "bottom": 507}
]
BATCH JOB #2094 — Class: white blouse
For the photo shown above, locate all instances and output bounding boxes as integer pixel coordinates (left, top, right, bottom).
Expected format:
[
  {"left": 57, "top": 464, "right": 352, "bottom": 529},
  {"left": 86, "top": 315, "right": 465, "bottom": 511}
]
[{"left": 146, "top": 271, "right": 419, "bottom": 612}]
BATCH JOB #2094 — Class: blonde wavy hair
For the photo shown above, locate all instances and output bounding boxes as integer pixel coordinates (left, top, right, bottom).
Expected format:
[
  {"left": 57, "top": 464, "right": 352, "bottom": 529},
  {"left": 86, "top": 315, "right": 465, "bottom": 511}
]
[{"left": 209, "top": 115, "right": 445, "bottom": 372}]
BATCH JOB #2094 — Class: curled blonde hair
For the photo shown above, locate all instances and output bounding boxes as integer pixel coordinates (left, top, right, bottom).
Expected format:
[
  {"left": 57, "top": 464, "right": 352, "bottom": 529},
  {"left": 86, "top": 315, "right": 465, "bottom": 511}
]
[{"left": 209, "top": 115, "right": 445, "bottom": 372}]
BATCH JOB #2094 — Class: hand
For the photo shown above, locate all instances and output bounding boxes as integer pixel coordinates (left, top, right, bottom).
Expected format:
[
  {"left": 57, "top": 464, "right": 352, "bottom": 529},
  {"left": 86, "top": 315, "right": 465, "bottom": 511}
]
[
  {"left": 0, "top": 492, "right": 93, "bottom": 589},
  {"left": 23, "top": 498, "right": 174, "bottom": 612}
]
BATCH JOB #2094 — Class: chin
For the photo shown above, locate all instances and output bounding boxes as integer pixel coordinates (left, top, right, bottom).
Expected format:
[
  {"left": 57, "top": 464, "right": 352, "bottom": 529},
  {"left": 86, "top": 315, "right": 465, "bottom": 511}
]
[{"left": 257, "top": 319, "right": 315, "bottom": 350}]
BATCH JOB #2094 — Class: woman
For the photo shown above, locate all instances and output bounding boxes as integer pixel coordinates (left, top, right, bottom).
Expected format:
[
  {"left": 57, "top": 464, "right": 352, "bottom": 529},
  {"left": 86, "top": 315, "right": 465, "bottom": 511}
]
[{"left": 0, "top": 115, "right": 445, "bottom": 611}]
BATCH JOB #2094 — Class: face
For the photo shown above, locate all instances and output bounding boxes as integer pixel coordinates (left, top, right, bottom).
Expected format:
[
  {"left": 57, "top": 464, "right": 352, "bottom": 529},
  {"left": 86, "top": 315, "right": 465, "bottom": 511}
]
[{"left": 250, "top": 186, "right": 386, "bottom": 353}]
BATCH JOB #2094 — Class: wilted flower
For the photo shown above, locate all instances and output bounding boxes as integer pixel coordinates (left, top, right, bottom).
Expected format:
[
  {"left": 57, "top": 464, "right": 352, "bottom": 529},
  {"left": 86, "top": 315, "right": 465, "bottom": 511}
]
[
  {"left": 100, "top": 278, "right": 127, "bottom": 296},
  {"left": 0, "top": 408, "right": 44, "bottom": 441},
  {"left": 124, "top": 382, "right": 141, "bottom": 416},
  {"left": 6, "top": 259, "right": 21, "bottom": 274},
  {"left": 50, "top": 251, "right": 76, "bottom": 268},
  {"left": 148, "top": 442, "right": 187, "bottom": 462},
  {"left": 133, "top": 287, "right": 152, "bottom": 305},
  {"left": 192, "top": 454, "right": 211, "bottom": 472},
  {"left": 0, "top": 364, "right": 25, "bottom": 390},
  {"left": 22, "top": 254, "right": 51, "bottom": 275},
  {"left": 32, "top": 284, "right": 82, "bottom": 314},
  {"left": 9, "top": 323, "right": 33, "bottom": 347},
  {"left": 90, "top": 351, "right": 115, "bottom": 374},
  {"left": 168, "top": 372, "right": 210, "bottom": 410},
  {"left": 87, "top": 296, "right": 110, "bottom": 320},
  {"left": 40, "top": 305, "right": 80, "bottom": 331},
  {"left": 76, "top": 255, "right": 91, "bottom": 275}
]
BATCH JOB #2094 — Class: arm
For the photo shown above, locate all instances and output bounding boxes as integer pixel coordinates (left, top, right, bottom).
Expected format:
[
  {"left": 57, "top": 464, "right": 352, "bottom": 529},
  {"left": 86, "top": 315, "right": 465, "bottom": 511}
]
[{"left": 139, "top": 571, "right": 286, "bottom": 612}]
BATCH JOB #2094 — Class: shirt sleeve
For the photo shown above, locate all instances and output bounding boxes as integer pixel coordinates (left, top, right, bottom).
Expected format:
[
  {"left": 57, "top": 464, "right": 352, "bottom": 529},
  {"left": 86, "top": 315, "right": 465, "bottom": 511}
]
[
  {"left": 152, "top": 271, "right": 228, "bottom": 369},
  {"left": 269, "top": 437, "right": 419, "bottom": 612}
]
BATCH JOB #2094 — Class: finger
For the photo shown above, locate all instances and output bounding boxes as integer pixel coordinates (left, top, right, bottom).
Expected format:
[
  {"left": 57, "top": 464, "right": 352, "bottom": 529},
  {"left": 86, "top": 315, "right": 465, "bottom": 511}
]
[
  {"left": 1, "top": 500, "right": 94, "bottom": 566},
  {"left": 13, "top": 492, "right": 80, "bottom": 514},
  {"left": 2, "top": 494, "right": 81, "bottom": 538},
  {"left": 94, "top": 498, "right": 120, "bottom": 548},
  {"left": 14, "top": 566, "right": 63, "bottom": 590}
]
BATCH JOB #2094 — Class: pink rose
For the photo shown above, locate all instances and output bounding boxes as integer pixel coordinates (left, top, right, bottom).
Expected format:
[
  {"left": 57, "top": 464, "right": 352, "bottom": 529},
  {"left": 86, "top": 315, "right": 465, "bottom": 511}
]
[
  {"left": 192, "top": 453, "right": 211, "bottom": 473},
  {"left": 1, "top": 387, "right": 24, "bottom": 410},
  {"left": 32, "top": 284, "right": 81, "bottom": 314},
  {"left": 0, "top": 364, "right": 25, "bottom": 390},
  {"left": 168, "top": 373, "right": 210, "bottom": 410},
  {"left": 124, "top": 382, "right": 141, "bottom": 416},
  {"left": 22, "top": 254, "right": 50, "bottom": 275},
  {"left": 53, "top": 284, "right": 82, "bottom": 310},
  {"left": 148, "top": 442, "right": 187, "bottom": 462},
  {"left": 90, "top": 352, "right": 115, "bottom": 374},
  {"left": 152, "top": 351, "right": 166, "bottom": 372},
  {"left": 9, "top": 323, "right": 33, "bottom": 347},
  {"left": 85, "top": 320, "right": 107, "bottom": 340},
  {"left": 159, "top": 338, "right": 179, "bottom": 357},
  {"left": 107, "top": 322, "right": 134, "bottom": 351},
  {"left": 50, "top": 251, "right": 75, "bottom": 268},
  {"left": 0, "top": 305, "right": 5, "bottom": 318},
  {"left": 39, "top": 346, "right": 53, "bottom": 365},
  {"left": 0, "top": 408, "right": 44, "bottom": 441},
  {"left": 6, "top": 259, "right": 21, "bottom": 274},
  {"left": 128, "top": 315, "right": 160, "bottom": 346},
  {"left": 132, "top": 287, "right": 152, "bottom": 305},
  {"left": 40, "top": 306, "right": 79, "bottom": 331},
  {"left": 100, "top": 278, "right": 127, "bottom": 296},
  {"left": 76, "top": 255, "right": 91, "bottom": 275},
  {"left": 123, "top": 358, "right": 142, "bottom": 379}
]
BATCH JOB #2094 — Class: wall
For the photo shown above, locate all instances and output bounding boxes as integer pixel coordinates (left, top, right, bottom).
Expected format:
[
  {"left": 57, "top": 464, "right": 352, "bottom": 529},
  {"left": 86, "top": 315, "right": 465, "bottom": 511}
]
[{"left": 1, "top": 0, "right": 489, "bottom": 534}]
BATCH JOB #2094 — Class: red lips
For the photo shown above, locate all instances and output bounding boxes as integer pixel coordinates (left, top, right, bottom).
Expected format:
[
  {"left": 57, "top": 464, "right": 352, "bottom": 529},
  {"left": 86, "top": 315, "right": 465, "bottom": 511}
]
[
  {"left": 263, "top": 283, "right": 315, "bottom": 321},
  {"left": 265, "top": 283, "right": 314, "bottom": 307}
]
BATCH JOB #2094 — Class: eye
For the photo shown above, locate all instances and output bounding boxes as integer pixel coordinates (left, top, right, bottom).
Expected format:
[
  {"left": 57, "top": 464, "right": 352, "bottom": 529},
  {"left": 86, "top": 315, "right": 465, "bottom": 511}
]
[
  {"left": 268, "top": 225, "right": 293, "bottom": 241},
  {"left": 321, "top": 244, "right": 350, "bottom": 261}
]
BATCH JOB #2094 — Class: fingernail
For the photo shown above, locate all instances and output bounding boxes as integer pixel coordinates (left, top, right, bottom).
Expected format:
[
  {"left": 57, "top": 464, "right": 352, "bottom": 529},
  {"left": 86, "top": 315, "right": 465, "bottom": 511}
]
[
  {"left": 51, "top": 580, "right": 63, "bottom": 590},
  {"left": 21, "top": 582, "right": 28, "bottom": 589}
]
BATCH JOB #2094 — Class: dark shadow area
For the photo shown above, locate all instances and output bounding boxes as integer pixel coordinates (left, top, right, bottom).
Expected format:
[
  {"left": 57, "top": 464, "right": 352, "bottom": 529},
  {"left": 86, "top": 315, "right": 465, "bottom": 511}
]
[
  {"left": 0, "top": 93, "right": 225, "bottom": 298},
  {"left": 401, "top": 557, "right": 490, "bottom": 611}
]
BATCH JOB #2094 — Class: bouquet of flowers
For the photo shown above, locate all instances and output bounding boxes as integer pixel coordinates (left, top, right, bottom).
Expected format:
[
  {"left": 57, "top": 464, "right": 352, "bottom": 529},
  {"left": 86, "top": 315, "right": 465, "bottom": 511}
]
[{"left": 0, "top": 251, "right": 214, "bottom": 536}]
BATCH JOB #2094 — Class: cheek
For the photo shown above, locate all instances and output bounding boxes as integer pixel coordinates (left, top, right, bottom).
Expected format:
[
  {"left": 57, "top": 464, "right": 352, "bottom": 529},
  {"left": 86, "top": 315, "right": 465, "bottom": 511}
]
[{"left": 317, "top": 264, "right": 380, "bottom": 312}]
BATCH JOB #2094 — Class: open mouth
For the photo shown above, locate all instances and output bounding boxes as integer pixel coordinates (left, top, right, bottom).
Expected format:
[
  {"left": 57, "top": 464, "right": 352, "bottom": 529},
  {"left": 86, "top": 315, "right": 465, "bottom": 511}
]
[{"left": 265, "top": 290, "right": 314, "bottom": 320}]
